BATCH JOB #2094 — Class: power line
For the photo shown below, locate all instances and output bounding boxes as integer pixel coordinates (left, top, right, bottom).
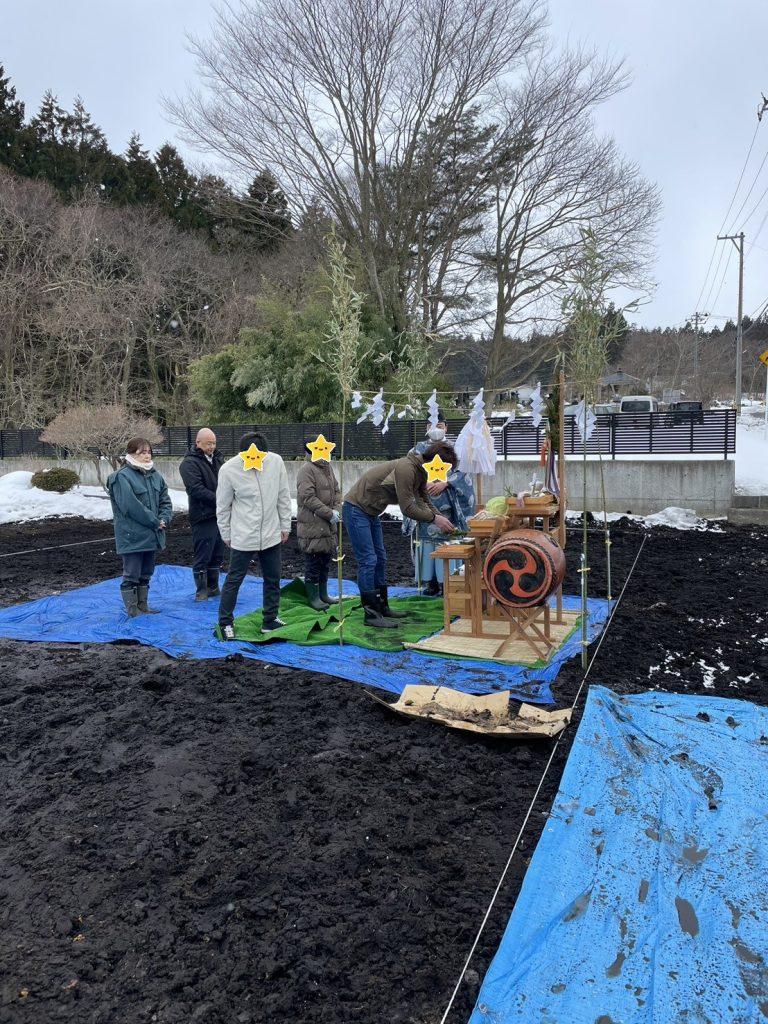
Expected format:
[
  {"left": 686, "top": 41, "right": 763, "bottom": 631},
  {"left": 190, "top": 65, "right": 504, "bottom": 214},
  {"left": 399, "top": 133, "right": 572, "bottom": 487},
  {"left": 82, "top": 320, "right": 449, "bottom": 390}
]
[{"left": 694, "top": 120, "right": 760, "bottom": 310}]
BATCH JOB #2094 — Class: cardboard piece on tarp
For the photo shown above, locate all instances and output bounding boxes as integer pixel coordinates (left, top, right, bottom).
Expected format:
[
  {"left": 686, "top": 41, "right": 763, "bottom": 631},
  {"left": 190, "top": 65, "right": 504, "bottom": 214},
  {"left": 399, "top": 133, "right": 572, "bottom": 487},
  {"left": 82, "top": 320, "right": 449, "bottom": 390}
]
[{"left": 369, "top": 684, "right": 571, "bottom": 737}]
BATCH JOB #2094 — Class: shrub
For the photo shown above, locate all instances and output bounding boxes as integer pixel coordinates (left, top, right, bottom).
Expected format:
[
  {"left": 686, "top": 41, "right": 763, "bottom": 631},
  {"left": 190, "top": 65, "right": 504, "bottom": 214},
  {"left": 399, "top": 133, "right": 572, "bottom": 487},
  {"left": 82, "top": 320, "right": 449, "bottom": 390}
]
[
  {"left": 41, "top": 404, "right": 164, "bottom": 488},
  {"left": 30, "top": 467, "right": 80, "bottom": 493}
]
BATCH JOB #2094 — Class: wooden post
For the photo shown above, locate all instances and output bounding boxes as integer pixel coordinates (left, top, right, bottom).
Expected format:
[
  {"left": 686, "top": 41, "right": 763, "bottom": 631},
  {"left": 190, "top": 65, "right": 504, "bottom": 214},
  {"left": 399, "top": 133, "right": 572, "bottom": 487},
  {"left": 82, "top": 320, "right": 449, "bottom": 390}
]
[{"left": 555, "top": 367, "right": 566, "bottom": 623}]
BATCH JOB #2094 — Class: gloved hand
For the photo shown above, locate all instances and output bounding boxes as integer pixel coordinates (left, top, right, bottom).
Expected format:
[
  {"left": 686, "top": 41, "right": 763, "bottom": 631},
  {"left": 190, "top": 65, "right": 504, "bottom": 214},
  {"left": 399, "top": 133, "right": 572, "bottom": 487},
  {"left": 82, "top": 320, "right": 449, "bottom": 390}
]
[{"left": 330, "top": 510, "right": 341, "bottom": 526}]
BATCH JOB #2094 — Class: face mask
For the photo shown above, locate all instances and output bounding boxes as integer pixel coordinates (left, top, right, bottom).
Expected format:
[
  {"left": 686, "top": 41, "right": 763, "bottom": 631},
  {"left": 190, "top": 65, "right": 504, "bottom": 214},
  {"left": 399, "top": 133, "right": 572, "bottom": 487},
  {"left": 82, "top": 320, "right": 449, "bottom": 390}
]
[{"left": 428, "top": 428, "right": 446, "bottom": 442}]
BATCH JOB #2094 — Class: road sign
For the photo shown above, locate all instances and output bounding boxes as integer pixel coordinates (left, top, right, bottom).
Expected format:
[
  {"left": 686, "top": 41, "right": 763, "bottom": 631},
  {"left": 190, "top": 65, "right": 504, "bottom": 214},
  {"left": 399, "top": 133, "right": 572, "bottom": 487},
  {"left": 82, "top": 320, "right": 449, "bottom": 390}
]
[{"left": 760, "top": 348, "right": 768, "bottom": 366}]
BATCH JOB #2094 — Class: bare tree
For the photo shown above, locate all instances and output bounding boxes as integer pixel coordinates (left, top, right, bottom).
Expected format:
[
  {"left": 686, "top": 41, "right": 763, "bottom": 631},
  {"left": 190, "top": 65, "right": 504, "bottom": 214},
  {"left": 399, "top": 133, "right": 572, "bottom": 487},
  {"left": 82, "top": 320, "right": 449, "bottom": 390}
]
[
  {"left": 41, "top": 404, "right": 165, "bottom": 487},
  {"left": 476, "top": 49, "right": 661, "bottom": 403},
  {"left": 168, "top": 0, "right": 544, "bottom": 333}
]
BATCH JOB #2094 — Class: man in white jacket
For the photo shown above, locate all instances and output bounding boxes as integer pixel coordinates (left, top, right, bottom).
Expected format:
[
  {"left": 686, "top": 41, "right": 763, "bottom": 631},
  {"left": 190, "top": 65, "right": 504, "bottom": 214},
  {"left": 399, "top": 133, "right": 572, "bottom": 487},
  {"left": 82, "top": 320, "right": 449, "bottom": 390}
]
[{"left": 216, "top": 431, "right": 292, "bottom": 639}]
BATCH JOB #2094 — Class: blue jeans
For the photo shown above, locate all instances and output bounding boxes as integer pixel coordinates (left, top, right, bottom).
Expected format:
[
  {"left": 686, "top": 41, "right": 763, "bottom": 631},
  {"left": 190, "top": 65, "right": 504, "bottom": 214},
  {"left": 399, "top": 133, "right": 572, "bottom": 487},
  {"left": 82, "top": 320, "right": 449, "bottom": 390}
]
[
  {"left": 121, "top": 550, "right": 156, "bottom": 588},
  {"left": 342, "top": 501, "right": 386, "bottom": 593}
]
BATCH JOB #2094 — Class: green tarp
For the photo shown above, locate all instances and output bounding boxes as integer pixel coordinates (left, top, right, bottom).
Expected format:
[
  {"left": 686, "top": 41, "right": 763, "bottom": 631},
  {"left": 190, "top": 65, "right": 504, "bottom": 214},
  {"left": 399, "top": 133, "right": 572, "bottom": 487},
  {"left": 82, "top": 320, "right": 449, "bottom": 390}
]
[{"left": 227, "top": 578, "right": 447, "bottom": 653}]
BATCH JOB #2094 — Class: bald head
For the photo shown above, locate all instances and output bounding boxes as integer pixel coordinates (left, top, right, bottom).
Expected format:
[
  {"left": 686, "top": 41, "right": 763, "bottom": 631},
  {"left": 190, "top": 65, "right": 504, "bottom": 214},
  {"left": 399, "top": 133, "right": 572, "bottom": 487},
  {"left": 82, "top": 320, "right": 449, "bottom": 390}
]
[{"left": 196, "top": 428, "right": 217, "bottom": 455}]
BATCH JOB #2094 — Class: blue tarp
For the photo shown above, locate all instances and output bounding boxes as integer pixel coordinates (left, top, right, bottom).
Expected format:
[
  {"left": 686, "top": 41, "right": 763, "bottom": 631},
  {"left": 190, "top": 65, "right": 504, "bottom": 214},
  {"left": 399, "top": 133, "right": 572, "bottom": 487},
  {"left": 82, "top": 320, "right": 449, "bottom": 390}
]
[
  {"left": 0, "top": 565, "right": 610, "bottom": 704},
  {"left": 470, "top": 686, "right": 768, "bottom": 1023}
]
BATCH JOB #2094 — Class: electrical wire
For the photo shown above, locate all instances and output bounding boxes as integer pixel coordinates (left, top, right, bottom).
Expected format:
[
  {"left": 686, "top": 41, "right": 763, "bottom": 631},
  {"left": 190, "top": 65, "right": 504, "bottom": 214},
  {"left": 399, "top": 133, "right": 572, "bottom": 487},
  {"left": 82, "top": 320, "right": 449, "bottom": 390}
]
[{"left": 694, "top": 121, "right": 761, "bottom": 311}]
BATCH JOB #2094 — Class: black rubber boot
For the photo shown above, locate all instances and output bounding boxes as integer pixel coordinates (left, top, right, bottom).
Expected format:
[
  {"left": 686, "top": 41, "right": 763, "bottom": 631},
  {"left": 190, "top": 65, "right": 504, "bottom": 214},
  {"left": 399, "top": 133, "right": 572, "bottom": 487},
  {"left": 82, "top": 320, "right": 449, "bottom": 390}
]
[
  {"left": 137, "top": 584, "right": 160, "bottom": 614},
  {"left": 378, "top": 585, "right": 408, "bottom": 618},
  {"left": 423, "top": 578, "right": 440, "bottom": 597},
  {"left": 319, "top": 569, "right": 340, "bottom": 605},
  {"left": 361, "top": 591, "right": 399, "bottom": 629},
  {"left": 194, "top": 570, "right": 209, "bottom": 602},
  {"left": 305, "top": 579, "right": 330, "bottom": 612},
  {"left": 121, "top": 585, "right": 141, "bottom": 618},
  {"left": 206, "top": 569, "right": 221, "bottom": 598}
]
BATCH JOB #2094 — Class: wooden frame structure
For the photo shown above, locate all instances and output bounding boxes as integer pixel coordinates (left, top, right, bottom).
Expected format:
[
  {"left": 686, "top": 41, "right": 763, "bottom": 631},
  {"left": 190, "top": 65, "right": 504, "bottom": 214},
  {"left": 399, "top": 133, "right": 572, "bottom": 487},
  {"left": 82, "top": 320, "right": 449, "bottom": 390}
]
[{"left": 411, "top": 371, "right": 571, "bottom": 667}]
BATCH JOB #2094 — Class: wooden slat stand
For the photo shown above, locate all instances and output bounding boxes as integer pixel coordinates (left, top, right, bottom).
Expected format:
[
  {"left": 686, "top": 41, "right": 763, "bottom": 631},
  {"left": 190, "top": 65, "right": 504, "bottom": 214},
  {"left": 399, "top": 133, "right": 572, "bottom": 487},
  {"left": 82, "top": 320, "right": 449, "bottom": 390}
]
[{"left": 424, "top": 538, "right": 570, "bottom": 665}]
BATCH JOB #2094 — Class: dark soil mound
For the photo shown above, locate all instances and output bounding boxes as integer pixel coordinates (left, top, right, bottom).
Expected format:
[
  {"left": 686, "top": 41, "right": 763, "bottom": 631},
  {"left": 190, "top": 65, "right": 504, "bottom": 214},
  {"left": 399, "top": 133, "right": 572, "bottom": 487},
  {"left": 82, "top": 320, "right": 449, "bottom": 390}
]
[{"left": 0, "top": 515, "right": 766, "bottom": 1023}]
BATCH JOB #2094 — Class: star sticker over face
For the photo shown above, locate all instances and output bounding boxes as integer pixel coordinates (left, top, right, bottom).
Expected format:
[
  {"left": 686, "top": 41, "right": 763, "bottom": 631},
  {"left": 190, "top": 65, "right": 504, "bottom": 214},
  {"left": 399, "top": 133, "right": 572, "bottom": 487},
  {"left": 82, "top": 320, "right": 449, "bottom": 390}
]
[
  {"left": 423, "top": 454, "right": 451, "bottom": 483},
  {"left": 307, "top": 433, "right": 336, "bottom": 463},
  {"left": 239, "top": 443, "right": 268, "bottom": 471}
]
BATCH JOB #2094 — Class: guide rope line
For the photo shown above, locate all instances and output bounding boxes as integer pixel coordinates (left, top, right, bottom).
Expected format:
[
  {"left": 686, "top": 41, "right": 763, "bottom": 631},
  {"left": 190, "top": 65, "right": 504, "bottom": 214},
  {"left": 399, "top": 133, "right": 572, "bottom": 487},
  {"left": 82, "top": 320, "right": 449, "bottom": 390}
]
[
  {"left": 437, "top": 533, "right": 648, "bottom": 1024},
  {"left": 0, "top": 535, "right": 119, "bottom": 559}
]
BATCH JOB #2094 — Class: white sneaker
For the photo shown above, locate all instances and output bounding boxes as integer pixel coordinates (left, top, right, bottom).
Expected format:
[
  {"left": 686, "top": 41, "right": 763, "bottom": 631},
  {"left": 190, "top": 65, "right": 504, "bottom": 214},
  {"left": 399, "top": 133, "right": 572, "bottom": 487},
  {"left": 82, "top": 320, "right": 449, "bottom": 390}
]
[
  {"left": 261, "top": 616, "right": 287, "bottom": 633},
  {"left": 220, "top": 624, "right": 236, "bottom": 641}
]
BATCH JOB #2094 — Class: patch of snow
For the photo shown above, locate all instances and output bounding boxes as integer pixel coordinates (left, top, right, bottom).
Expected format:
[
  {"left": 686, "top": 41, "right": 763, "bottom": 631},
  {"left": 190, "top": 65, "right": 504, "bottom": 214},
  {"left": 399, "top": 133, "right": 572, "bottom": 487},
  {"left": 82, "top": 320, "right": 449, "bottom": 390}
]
[
  {"left": 566, "top": 506, "right": 720, "bottom": 531},
  {"left": 0, "top": 471, "right": 188, "bottom": 525},
  {"left": 697, "top": 659, "right": 717, "bottom": 689},
  {"left": 735, "top": 418, "right": 768, "bottom": 495}
]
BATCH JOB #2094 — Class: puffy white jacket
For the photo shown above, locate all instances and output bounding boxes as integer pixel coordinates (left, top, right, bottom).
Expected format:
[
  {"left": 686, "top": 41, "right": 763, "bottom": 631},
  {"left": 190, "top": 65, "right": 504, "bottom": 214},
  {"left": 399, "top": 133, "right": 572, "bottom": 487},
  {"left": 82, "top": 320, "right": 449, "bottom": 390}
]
[{"left": 216, "top": 451, "right": 292, "bottom": 551}]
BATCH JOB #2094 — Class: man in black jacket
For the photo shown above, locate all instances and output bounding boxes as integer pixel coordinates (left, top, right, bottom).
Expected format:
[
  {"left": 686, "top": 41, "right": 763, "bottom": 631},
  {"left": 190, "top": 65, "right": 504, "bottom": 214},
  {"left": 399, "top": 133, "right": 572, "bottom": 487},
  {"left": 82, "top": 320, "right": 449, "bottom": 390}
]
[{"left": 179, "top": 428, "right": 225, "bottom": 601}]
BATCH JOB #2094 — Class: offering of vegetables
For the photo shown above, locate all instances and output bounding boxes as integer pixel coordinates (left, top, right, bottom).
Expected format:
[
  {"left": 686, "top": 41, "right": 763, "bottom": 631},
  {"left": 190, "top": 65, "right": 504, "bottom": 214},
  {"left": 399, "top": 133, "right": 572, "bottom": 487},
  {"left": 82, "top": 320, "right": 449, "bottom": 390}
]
[{"left": 484, "top": 496, "right": 508, "bottom": 516}]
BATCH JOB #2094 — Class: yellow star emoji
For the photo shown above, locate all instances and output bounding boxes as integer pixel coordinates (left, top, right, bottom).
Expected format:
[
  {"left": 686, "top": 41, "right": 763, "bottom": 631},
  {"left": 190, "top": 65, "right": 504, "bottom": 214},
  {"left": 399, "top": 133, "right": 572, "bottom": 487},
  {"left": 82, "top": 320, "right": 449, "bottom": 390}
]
[
  {"left": 307, "top": 433, "right": 336, "bottom": 463},
  {"left": 239, "top": 443, "right": 268, "bottom": 471},
  {"left": 423, "top": 454, "right": 451, "bottom": 483}
]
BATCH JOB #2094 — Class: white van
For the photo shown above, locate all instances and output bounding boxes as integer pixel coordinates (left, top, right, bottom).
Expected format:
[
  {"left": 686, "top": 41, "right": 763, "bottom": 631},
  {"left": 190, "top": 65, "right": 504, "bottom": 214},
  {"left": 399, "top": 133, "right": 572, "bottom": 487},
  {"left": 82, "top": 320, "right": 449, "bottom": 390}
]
[{"left": 619, "top": 395, "right": 658, "bottom": 414}]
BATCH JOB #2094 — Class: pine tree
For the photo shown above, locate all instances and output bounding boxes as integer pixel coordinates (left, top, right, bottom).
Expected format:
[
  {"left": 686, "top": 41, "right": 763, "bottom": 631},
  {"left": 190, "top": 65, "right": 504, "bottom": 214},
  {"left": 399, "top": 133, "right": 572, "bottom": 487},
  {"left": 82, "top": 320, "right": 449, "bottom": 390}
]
[
  {"left": 0, "top": 65, "right": 26, "bottom": 171},
  {"left": 243, "top": 169, "right": 292, "bottom": 251},
  {"left": 124, "top": 131, "right": 162, "bottom": 204},
  {"left": 154, "top": 143, "right": 197, "bottom": 224}
]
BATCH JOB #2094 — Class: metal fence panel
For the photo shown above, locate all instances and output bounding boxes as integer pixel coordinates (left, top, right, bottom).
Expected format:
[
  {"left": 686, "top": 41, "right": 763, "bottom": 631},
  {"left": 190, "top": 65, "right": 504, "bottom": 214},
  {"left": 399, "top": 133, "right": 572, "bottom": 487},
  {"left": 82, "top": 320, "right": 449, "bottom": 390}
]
[{"left": 0, "top": 409, "right": 736, "bottom": 460}]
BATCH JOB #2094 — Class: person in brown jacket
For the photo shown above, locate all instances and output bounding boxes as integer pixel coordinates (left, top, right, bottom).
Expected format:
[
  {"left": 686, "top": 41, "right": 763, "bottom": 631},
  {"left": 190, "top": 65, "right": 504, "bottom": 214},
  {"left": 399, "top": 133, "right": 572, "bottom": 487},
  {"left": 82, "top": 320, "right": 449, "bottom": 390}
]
[
  {"left": 342, "top": 443, "right": 456, "bottom": 628},
  {"left": 296, "top": 454, "right": 342, "bottom": 611}
]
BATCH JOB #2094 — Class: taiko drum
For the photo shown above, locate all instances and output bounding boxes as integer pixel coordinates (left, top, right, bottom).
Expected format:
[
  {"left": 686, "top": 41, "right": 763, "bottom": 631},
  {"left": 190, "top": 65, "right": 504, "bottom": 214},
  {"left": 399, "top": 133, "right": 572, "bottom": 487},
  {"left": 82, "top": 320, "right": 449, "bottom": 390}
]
[{"left": 483, "top": 529, "right": 566, "bottom": 608}]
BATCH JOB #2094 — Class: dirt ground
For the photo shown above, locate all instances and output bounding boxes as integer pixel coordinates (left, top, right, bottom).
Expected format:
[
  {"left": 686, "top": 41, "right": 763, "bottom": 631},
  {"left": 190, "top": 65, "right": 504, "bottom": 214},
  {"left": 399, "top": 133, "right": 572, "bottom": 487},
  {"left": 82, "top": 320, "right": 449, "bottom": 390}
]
[{"left": 0, "top": 514, "right": 767, "bottom": 1023}]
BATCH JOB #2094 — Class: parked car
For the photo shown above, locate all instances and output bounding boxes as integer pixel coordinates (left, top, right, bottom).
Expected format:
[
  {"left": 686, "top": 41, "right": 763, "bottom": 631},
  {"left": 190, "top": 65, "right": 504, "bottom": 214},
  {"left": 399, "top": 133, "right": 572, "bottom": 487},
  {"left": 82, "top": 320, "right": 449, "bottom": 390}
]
[
  {"left": 666, "top": 400, "right": 704, "bottom": 426},
  {"left": 619, "top": 395, "right": 659, "bottom": 414}
]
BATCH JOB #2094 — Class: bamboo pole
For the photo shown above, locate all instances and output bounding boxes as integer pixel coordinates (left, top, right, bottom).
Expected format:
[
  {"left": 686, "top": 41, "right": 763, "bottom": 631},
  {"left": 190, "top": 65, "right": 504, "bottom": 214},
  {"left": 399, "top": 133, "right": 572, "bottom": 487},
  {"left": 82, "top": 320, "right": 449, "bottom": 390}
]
[{"left": 336, "top": 397, "right": 347, "bottom": 646}]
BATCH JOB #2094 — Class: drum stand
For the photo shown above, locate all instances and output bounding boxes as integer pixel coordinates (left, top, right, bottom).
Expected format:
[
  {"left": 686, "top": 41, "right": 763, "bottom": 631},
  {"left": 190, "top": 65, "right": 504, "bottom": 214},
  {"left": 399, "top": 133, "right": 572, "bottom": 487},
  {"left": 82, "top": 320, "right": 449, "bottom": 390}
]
[{"left": 429, "top": 540, "right": 559, "bottom": 663}]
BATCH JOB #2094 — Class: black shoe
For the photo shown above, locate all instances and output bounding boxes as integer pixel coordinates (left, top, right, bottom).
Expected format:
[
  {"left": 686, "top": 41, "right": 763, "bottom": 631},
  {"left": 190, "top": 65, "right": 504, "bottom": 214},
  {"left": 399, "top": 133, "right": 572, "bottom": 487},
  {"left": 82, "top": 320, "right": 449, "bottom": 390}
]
[
  {"left": 194, "top": 570, "right": 209, "bottom": 602},
  {"left": 423, "top": 579, "right": 440, "bottom": 597},
  {"left": 378, "top": 585, "right": 407, "bottom": 618},
  {"left": 318, "top": 571, "right": 340, "bottom": 604},
  {"left": 219, "top": 624, "right": 236, "bottom": 641},
  {"left": 121, "top": 585, "right": 141, "bottom": 618},
  {"left": 361, "top": 591, "right": 399, "bottom": 629},
  {"left": 137, "top": 584, "right": 160, "bottom": 614},
  {"left": 305, "top": 580, "right": 330, "bottom": 612},
  {"left": 206, "top": 569, "right": 221, "bottom": 598},
  {"left": 261, "top": 616, "right": 287, "bottom": 634}
]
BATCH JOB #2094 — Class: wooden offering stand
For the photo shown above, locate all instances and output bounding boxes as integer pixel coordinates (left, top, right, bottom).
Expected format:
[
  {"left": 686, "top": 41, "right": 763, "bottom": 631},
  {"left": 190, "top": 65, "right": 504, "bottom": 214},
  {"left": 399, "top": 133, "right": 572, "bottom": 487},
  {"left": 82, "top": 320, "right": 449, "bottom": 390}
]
[{"left": 427, "top": 501, "right": 572, "bottom": 665}]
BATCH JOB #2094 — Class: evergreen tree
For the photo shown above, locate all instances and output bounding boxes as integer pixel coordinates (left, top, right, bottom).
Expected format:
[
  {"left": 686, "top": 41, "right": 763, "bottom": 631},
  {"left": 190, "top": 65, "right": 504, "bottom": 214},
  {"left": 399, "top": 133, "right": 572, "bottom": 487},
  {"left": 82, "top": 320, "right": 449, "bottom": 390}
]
[
  {"left": 154, "top": 143, "right": 203, "bottom": 229},
  {"left": 0, "top": 65, "right": 26, "bottom": 172},
  {"left": 124, "top": 131, "right": 162, "bottom": 204},
  {"left": 242, "top": 169, "right": 292, "bottom": 251},
  {"left": 28, "top": 90, "right": 69, "bottom": 190}
]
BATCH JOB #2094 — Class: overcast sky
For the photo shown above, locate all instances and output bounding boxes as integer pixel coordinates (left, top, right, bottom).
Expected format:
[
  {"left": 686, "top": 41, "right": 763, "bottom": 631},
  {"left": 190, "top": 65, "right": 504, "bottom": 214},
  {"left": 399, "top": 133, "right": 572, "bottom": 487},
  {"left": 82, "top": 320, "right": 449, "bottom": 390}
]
[{"left": 4, "top": 0, "right": 768, "bottom": 330}]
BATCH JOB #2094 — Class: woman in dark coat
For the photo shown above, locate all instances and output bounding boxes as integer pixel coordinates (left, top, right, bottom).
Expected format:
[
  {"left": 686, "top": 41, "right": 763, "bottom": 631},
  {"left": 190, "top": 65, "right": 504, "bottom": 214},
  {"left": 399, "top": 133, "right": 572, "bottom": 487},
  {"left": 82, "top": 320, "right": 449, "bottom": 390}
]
[
  {"left": 107, "top": 437, "right": 173, "bottom": 617},
  {"left": 296, "top": 455, "right": 342, "bottom": 611}
]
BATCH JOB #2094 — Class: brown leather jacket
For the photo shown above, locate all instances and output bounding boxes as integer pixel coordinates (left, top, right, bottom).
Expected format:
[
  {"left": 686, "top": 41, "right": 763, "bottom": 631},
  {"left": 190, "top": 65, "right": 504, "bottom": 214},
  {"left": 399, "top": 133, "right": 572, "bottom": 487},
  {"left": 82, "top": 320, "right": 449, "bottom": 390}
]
[{"left": 344, "top": 452, "right": 438, "bottom": 522}]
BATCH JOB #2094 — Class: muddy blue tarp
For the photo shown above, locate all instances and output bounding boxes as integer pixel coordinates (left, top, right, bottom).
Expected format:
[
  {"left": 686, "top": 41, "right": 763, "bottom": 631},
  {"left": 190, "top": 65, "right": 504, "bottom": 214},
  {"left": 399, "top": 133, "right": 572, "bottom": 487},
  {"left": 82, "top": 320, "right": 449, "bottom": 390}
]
[
  {"left": 0, "top": 564, "right": 610, "bottom": 703},
  {"left": 470, "top": 686, "right": 768, "bottom": 1023}
]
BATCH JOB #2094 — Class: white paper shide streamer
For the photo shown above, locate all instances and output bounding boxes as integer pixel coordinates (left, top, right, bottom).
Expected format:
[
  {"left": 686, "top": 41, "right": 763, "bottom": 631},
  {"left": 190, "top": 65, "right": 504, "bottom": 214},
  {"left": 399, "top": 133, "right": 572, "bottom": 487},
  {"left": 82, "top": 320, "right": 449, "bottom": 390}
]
[
  {"left": 382, "top": 404, "right": 395, "bottom": 434},
  {"left": 454, "top": 388, "right": 497, "bottom": 477},
  {"left": 574, "top": 399, "right": 596, "bottom": 442},
  {"left": 356, "top": 388, "right": 385, "bottom": 426},
  {"left": 426, "top": 389, "right": 441, "bottom": 429},
  {"left": 530, "top": 382, "right": 544, "bottom": 428}
]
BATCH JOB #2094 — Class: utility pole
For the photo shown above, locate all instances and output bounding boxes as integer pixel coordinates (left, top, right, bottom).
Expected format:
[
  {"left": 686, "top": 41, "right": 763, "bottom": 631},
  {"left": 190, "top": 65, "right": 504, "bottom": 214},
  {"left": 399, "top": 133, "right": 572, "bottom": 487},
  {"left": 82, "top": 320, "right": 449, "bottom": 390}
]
[
  {"left": 717, "top": 231, "right": 745, "bottom": 411},
  {"left": 690, "top": 311, "right": 709, "bottom": 392}
]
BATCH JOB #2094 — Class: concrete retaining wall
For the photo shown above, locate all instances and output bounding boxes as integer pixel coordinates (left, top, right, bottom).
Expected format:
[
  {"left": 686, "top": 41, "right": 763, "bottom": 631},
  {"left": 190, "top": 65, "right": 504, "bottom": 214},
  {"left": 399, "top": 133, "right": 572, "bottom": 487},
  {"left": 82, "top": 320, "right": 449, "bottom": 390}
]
[{"left": 1, "top": 456, "right": 735, "bottom": 517}]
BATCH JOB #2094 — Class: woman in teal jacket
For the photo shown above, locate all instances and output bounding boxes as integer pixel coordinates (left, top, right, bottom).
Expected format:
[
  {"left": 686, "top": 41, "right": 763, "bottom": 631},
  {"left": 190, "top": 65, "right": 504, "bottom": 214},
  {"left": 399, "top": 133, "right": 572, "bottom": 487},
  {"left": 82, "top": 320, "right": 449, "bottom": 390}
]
[{"left": 107, "top": 437, "right": 173, "bottom": 617}]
